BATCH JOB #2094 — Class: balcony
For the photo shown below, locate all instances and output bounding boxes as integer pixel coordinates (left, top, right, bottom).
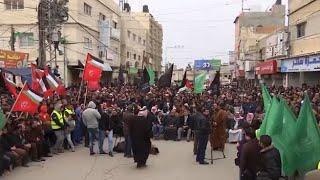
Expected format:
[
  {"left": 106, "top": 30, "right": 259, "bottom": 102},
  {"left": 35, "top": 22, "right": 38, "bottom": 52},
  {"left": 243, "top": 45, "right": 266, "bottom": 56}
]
[{"left": 110, "top": 28, "right": 120, "bottom": 41}]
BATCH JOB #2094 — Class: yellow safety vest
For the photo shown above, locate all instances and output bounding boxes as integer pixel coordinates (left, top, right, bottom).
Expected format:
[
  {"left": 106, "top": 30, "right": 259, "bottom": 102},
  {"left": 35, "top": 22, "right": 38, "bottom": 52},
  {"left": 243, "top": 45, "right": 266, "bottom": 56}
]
[
  {"left": 51, "top": 110, "right": 64, "bottom": 130},
  {"left": 63, "top": 108, "right": 75, "bottom": 120}
]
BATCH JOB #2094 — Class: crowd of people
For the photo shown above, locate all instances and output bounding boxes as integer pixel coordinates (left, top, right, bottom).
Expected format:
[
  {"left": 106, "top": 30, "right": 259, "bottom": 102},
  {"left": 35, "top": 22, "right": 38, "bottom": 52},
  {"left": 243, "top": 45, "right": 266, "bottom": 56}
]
[{"left": 1, "top": 81, "right": 320, "bottom": 178}]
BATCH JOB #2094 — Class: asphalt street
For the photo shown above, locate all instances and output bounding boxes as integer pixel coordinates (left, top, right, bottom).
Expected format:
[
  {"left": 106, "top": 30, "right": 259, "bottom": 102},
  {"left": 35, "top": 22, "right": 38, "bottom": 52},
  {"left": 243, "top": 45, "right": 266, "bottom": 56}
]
[{"left": 5, "top": 140, "right": 238, "bottom": 180}]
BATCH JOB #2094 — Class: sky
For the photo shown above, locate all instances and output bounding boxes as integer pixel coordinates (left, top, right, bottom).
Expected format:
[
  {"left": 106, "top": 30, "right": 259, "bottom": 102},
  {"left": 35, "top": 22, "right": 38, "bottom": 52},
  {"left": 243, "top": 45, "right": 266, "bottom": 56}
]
[{"left": 126, "top": 0, "right": 288, "bottom": 68}]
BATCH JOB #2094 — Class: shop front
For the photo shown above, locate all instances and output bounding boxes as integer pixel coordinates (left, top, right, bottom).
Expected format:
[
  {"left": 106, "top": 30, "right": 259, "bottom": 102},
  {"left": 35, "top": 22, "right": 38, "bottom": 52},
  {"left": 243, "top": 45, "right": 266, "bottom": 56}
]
[
  {"left": 255, "top": 60, "right": 282, "bottom": 87},
  {"left": 281, "top": 54, "right": 320, "bottom": 87}
]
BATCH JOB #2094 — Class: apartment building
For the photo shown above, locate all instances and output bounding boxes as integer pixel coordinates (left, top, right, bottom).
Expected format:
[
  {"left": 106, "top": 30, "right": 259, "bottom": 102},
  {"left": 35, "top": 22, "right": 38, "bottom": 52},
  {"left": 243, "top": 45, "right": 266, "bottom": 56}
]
[{"left": 0, "top": 0, "right": 121, "bottom": 86}]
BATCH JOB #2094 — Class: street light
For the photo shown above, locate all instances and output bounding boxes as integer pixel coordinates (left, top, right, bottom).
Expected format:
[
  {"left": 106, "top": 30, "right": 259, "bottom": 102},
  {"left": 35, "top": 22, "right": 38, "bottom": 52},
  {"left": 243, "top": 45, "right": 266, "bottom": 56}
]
[{"left": 164, "top": 45, "right": 184, "bottom": 66}]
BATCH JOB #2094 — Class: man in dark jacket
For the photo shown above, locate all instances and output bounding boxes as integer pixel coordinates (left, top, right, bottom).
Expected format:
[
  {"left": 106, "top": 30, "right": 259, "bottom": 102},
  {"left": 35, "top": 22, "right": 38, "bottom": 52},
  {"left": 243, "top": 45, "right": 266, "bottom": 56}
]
[
  {"left": 257, "top": 135, "right": 281, "bottom": 180},
  {"left": 240, "top": 128, "right": 261, "bottom": 180},
  {"left": 196, "top": 107, "right": 211, "bottom": 165},
  {"left": 98, "top": 103, "right": 109, "bottom": 154},
  {"left": 123, "top": 105, "right": 135, "bottom": 158}
]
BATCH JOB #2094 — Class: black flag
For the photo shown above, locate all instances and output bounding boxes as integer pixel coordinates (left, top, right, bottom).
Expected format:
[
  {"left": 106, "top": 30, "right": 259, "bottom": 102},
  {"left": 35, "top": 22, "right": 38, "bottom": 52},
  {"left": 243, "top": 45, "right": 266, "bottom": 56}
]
[
  {"left": 140, "top": 67, "right": 150, "bottom": 93},
  {"left": 209, "top": 71, "right": 220, "bottom": 96},
  {"left": 158, "top": 64, "right": 174, "bottom": 88},
  {"left": 179, "top": 70, "right": 187, "bottom": 89}
]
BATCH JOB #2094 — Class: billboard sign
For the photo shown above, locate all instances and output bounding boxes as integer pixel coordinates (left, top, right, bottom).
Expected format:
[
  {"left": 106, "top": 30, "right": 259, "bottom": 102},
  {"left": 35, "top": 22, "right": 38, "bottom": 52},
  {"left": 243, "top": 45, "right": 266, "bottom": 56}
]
[
  {"left": 0, "top": 49, "right": 29, "bottom": 68},
  {"left": 194, "top": 59, "right": 221, "bottom": 71}
]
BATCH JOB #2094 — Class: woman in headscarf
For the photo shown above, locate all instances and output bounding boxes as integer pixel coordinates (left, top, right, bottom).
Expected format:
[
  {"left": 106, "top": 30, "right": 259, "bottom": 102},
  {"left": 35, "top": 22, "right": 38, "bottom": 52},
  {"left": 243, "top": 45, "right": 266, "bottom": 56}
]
[
  {"left": 129, "top": 106, "right": 153, "bottom": 168},
  {"left": 228, "top": 112, "right": 244, "bottom": 143}
]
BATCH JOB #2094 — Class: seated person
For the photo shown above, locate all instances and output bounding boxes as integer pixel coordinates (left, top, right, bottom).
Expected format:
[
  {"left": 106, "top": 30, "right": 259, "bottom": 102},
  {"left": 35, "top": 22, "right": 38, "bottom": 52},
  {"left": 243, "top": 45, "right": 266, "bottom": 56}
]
[
  {"left": 0, "top": 127, "right": 29, "bottom": 167},
  {"left": 228, "top": 112, "right": 244, "bottom": 143},
  {"left": 163, "top": 108, "right": 179, "bottom": 140},
  {"left": 177, "top": 106, "right": 192, "bottom": 141}
]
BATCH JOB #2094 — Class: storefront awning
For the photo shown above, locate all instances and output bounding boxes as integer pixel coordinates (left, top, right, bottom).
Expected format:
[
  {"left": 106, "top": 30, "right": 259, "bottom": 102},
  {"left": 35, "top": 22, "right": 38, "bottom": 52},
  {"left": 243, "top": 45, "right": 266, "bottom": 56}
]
[{"left": 255, "top": 60, "right": 277, "bottom": 75}]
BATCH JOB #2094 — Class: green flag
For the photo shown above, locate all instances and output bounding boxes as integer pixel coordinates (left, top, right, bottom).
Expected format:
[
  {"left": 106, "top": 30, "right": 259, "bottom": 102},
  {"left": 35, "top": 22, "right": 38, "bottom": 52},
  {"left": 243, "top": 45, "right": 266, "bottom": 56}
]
[
  {"left": 261, "top": 84, "right": 272, "bottom": 112},
  {"left": 259, "top": 97, "right": 278, "bottom": 136},
  {"left": 273, "top": 98, "right": 298, "bottom": 176},
  {"left": 129, "top": 67, "right": 138, "bottom": 74},
  {"left": 147, "top": 68, "right": 155, "bottom": 85},
  {"left": 0, "top": 107, "right": 7, "bottom": 130},
  {"left": 194, "top": 72, "right": 206, "bottom": 94},
  {"left": 294, "top": 95, "right": 320, "bottom": 175}
]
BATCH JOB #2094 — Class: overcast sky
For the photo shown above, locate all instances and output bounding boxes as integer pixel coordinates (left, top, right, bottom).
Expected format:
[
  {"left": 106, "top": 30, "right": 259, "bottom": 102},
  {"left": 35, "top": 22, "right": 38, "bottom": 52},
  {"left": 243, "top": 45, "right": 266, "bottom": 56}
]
[{"left": 126, "top": 0, "right": 288, "bottom": 68}]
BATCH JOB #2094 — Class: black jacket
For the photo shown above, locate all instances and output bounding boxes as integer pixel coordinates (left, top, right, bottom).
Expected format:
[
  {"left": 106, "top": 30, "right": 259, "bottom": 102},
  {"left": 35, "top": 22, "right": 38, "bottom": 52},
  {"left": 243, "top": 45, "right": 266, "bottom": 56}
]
[
  {"left": 240, "top": 138, "right": 261, "bottom": 180},
  {"left": 257, "top": 146, "right": 282, "bottom": 180},
  {"left": 195, "top": 112, "right": 211, "bottom": 135},
  {"left": 0, "top": 135, "right": 12, "bottom": 152},
  {"left": 99, "top": 110, "right": 109, "bottom": 131}
]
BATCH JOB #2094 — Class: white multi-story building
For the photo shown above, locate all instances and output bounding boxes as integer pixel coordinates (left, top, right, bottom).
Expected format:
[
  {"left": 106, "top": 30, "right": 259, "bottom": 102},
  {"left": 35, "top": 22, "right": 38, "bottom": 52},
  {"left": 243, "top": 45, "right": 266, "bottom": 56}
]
[{"left": 0, "top": 0, "right": 121, "bottom": 86}]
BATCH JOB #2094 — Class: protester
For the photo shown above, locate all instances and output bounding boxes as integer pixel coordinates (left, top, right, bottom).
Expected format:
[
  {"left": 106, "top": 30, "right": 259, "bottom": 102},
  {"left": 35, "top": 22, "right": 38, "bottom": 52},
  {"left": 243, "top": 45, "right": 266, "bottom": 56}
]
[
  {"left": 257, "top": 135, "right": 282, "bottom": 180},
  {"left": 210, "top": 103, "right": 228, "bottom": 151},
  {"left": 240, "top": 128, "right": 261, "bottom": 180},
  {"left": 129, "top": 106, "right": 153, "bottom": 168},
  {"left": 51, "top": 102, "right": 65, "bottom": 154},
  {"left": 82, "top": 101, "right": 101, "bottom": 155},
  {"left": 196, "top": 107, "right": 211, "bottom": 165}
]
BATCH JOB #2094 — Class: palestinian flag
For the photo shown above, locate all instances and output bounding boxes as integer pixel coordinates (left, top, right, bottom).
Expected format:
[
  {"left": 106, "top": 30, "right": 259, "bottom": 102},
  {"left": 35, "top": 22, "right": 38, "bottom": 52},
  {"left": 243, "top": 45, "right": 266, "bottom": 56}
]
[
  {"left": 3, "top": 75, "right": 18, "bottom": 97},
  {"left": 83, "top": 53, "right": 104, "bottom": 82},
  {"left": 88, "top": 81, "right": 101, "bottom": 91},
  {"left": 209, "top": 71, "right": 220, "bottom": 96},
  {"left": 179, "top": 70, "right": 192, "bottom": 90},
  {"left": 12, "top": 89, "right": 43, "bottom": 114}
]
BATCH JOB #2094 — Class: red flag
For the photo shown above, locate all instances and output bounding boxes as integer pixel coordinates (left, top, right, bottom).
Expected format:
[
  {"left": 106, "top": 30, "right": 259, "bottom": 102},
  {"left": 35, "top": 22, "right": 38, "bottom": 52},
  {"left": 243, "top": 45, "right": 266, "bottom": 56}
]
[
  {"left": 88, "top": 81, "right": 100, "bottom": 91},
  {"left": 3, "top": 76, "right": 18, "bottom": 97},
  {"left": 56, "top": 79, "right": 66, "bottom": 96},
  {"left": 83, "top": 53, "right": 104, "bottom": 81},
  {"left": 12, "top": 89, "right": 43, "bottom": 114},
  {"left": 31, "top": 64, "right": 41, "bottom": 92},
  {"left": 185, "top": 79, "right": 193, "bottom": 89}
]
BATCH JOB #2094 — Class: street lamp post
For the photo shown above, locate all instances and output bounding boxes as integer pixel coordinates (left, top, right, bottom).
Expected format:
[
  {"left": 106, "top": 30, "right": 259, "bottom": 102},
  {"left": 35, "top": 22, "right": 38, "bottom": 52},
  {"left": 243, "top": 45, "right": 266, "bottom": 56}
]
[{"left": 164, "top": 45, "right": 184, "bottom": 66}]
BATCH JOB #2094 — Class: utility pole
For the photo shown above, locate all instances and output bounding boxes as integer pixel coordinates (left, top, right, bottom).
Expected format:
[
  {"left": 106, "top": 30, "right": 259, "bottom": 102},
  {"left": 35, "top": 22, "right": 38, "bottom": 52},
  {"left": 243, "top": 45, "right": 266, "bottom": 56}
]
[
  {"left": 10, "top": 25, "right": 15, "bottom": 51},
  {"left": 38, "top": 0, "right": 47, "bottom": 69}
]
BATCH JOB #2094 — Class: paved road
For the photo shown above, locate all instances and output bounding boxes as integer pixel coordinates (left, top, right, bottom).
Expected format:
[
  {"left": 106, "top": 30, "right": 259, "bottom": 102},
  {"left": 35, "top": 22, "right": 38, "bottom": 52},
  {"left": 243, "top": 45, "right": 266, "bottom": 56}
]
[{"left": 5, "top": 140, "right": 238, "bottom": 180}]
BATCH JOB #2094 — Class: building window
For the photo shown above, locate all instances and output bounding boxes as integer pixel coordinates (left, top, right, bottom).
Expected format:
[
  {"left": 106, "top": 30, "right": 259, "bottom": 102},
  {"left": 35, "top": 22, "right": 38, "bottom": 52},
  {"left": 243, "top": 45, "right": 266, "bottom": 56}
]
[
  {"left": 138, "top": 37, "right": 141, "bottom": 44},
  {"left": 138, "top": 55, "right": 141, "bottom": 60},
  {"left": 84, "top": 37, "right": 92, "bottom": 49},
  {"left": 297, "top": 22, "right": 306, "bottom": 38},
  {"left": 127, "top": 30, "right": 131, "bottom": 38},
  {"left": 133, "top": 34, "right": 136, "bottom": 41},
  {"left": 84, "top": 3, "right": 92, "bottom": 16},
  {"left": 127, "top": 51, "right": 130, "bottom": 58},
  {"left": 133, "top": 54, "right": 136, "bottom": 60},
  {"left": 143, "top": 40, "right": 146, "bottom": 46},
  {"left": 99, "top": 13, "right": 106, "bottom": 21},
  {"left": 19, "top": 33, "right": 34, "bottom": 48},
  {"left": 113, "top": 21, "right": 117, "bottom": 29},
  {"left": 4, "top": 0, "right": 24, "bottom": 10}
]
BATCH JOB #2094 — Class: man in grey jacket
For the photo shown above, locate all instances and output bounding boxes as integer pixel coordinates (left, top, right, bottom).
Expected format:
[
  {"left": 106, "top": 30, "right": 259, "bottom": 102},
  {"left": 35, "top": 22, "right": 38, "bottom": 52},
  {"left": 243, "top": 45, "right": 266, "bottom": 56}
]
[{"left": 82, "top": 101, "right": 101, "bottom": 155}]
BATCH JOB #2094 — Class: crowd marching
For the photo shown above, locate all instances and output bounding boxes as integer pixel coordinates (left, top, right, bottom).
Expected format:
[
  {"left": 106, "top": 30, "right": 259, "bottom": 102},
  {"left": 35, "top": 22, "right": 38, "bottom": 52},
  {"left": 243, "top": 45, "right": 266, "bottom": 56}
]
[{"left": 1, "top": 70, "right": 320, "bottom": 179}]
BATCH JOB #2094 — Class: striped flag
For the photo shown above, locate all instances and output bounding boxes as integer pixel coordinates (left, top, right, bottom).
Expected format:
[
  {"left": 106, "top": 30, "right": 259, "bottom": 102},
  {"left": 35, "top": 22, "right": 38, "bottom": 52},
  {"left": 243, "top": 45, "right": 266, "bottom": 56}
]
[
  {"left": 83, "top": 53, "right": 104, "bottom": 81},
  {"left": 3, "top": 75, "right": 18, "bottom": 97},
  {"left": 12, "top": 89, "right": 43, "bottom": 114}
]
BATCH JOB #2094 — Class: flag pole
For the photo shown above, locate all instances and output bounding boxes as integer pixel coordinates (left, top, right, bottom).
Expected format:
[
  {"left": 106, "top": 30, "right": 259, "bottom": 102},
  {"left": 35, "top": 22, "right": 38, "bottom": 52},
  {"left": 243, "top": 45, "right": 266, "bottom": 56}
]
[
  {"left": 78, "top": 54, "right": 88, "bottom": 102},
  {"left": 77, "top": 78, "right": 84, "bottom": 102},
  {"left": 83, "top": 85, "right": 88, "bottom": 106},
  {"left": 6, "top": 81, "right": 27, "bottom": 119}
]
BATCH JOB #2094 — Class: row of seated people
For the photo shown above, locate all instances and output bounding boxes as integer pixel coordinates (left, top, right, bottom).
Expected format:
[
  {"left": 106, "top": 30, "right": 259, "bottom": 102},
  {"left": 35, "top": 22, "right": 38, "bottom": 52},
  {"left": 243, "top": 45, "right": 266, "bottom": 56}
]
[{"left": 0, "top": 117, "right": 52, "bottom": 176}]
